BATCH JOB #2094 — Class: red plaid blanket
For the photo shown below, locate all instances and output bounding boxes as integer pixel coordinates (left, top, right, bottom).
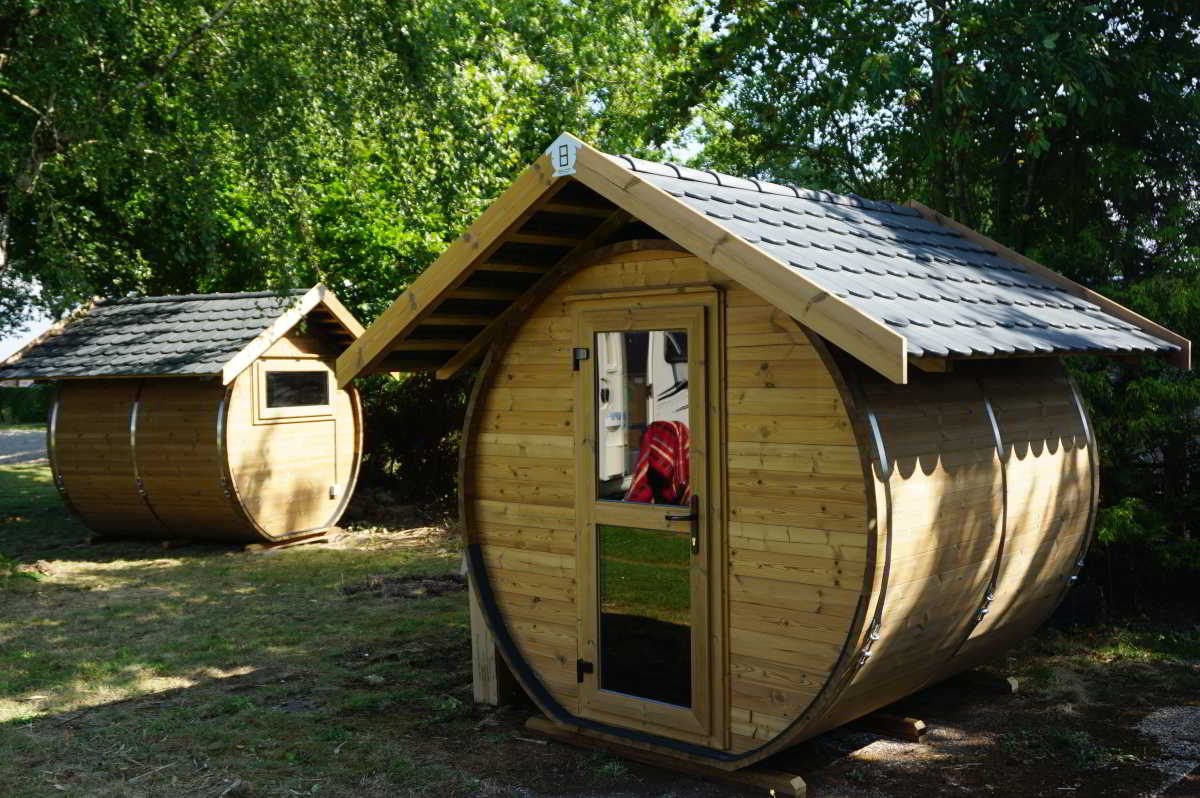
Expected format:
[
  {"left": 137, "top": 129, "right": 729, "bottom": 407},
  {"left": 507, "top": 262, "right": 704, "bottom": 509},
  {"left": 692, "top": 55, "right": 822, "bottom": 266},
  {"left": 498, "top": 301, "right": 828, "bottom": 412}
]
[{"left": 624, "top": 421, "right": 691, "bottom": 505}]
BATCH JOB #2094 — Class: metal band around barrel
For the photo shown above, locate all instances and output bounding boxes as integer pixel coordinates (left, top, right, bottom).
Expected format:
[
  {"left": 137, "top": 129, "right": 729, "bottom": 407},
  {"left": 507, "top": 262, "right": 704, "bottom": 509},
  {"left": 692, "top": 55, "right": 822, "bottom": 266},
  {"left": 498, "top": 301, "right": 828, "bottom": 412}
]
[
  {"left": 216, "top": 393, "right": 233, "bottom": 499},
  {"left": 1063, "top": 374, "right": 1099, "bottom": 587},
  {"left": 129, "top": 381, "right": 169, "bottom": 531},
  {"left": 948, "top": 387, "right": 1009, "bottom": 660},
  {"left": 856, "top": 408, "right": 893, "bottom": 669},
  {"left": 46, "top": 386, "right": 83, "bottom": 520}
]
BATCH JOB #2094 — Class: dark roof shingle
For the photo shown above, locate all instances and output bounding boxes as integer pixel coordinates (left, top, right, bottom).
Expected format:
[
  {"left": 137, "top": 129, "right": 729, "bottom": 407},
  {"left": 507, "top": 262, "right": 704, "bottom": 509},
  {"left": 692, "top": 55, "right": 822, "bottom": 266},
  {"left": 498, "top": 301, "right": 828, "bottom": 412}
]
[
  {"left": 612, "top": 153, "right": 1176, "bottom": 359},
  {"left": 0, "top": 290, "right": 308, "bottom": 380}
]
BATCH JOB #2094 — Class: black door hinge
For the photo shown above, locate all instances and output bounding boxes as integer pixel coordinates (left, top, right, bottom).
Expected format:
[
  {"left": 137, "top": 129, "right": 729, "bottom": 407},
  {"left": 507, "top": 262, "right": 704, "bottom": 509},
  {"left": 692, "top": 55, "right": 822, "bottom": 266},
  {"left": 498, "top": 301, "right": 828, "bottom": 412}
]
[
  {"left": 576, "top": 658, "right": 594, "bottom": 683},
  {"left": 572, "top": 347, "right": 590, "bottom": 371}
]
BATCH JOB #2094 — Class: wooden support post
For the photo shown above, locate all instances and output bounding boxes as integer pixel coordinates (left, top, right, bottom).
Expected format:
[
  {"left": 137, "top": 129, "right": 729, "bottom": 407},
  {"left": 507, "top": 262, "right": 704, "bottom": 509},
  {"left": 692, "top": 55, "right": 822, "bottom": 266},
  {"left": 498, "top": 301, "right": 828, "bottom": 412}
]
[
  {"left": 525, "top": 717, "right": 807, "bottom": 797},
  {"left": 469, "top": 576, "right": 500, "bottom": 705},
  {"left": 463, "top": 554, "right": 518, "bottom": 706},
  {"left": 849, "top": 712, "right": 928, "bottom": 743}
]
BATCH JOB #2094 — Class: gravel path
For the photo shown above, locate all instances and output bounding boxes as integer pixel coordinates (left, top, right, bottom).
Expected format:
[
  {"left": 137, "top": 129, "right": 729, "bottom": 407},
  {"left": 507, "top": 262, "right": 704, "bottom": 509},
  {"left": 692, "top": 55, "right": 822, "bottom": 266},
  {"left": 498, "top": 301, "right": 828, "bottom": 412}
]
[
  {"left": 1139, "top": 705, "right": 1200, "bottom": 797},
  {"left": 0, "top": 428, "right": 47, "bottom": 465}
]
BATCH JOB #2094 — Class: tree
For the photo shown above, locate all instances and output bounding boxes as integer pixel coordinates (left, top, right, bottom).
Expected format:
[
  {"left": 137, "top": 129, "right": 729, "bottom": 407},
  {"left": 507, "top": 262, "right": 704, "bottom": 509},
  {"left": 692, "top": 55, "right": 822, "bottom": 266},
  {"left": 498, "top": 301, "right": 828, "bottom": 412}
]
[
  {"left": 661, "top": 0, "right": 1200, "bottom": 604},
  {"left": 0, "top": 0, "right": 704, "bottom": 329}
]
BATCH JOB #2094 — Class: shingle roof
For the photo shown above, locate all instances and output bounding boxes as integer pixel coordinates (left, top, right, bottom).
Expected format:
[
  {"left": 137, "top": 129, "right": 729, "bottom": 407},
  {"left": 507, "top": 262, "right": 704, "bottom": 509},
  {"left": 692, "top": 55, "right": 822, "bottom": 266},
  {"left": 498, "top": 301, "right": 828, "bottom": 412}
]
[
  {"left": 333, "top": 133, "right": 1187, "bottom": 386},
  {"left": 0, "top": 290, "right": 308, "bottom": 380},
  {"left": 610, "top": 154, "right": 1177, "bottom": 359}
]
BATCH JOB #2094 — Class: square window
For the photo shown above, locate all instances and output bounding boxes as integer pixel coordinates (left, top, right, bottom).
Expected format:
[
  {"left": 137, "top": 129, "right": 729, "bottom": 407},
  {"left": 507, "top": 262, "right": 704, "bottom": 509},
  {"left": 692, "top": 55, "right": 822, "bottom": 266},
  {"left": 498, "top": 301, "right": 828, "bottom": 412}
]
[
  {"left": 266, "top": 371, "right": 329, "bottom": 408},
  {"left": 252, "top": 359, "right": 334, "bottom": 423}
]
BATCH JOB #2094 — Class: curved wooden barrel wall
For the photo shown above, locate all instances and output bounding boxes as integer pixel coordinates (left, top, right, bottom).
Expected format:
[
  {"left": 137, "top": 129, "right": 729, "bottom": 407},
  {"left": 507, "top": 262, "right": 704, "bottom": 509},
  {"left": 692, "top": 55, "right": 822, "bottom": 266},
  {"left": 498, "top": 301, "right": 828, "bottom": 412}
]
[
  {"left": 462, "top": 245, "right": 1098, "bottom": 770},
  {"left": 797, "top": 354, "right": 1095, "bottom": 740},
  {"left": 48, "top": 359, "right": 361, "bottom": 543}
]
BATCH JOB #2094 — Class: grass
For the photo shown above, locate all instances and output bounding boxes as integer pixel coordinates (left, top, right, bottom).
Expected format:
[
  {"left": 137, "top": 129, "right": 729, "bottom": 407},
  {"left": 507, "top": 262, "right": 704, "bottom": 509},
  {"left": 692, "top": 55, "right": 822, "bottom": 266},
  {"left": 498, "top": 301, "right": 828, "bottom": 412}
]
[
  {"left": 2, "top": 462, "right": 1198, "bottom": 797},
  {"left": 0, "top": 422, "right": 43, "bottom": 431},
  {"left": 598, "top": 524, "right": 691, "bottom": 623},
  {"left": 0, "top": 464, "right": 656, "bottom": 798},
  {"left": 0, "top": 465, "right": 81, "bottom": 557}
]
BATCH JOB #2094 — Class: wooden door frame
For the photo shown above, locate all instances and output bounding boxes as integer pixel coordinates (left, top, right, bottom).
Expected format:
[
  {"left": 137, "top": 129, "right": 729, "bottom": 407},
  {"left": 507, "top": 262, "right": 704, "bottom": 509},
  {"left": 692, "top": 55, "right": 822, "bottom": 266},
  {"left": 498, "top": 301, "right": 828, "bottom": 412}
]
[{"left": 569, "top": 287, "right": 726, "bottom": 750}]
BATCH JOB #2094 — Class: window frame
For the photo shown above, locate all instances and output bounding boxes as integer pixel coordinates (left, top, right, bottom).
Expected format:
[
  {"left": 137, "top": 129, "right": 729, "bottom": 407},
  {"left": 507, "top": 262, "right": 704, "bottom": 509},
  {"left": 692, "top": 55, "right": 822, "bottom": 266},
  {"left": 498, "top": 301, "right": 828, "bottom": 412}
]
[{"left": 252, "top": 358, "right": 335, "bottom": 424}]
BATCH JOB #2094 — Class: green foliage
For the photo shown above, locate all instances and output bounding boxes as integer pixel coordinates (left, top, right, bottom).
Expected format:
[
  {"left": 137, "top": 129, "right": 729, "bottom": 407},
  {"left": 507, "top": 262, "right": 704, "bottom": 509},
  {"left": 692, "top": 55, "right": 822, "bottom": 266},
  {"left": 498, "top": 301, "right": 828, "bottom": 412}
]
[
  {"left": 671, "top": 0, "right": 1200, "bottom": 279},
  {"left": 356, "top": 371, "right": 473, "bottom": 509},
  {"left": 0, "top": 385, "right": 49, "bottom": 424},
  {"left": 0, "top": 0, "right": 704, "bottom": 329},
  {"left": 666, "top": 0, "right": 1200, "bottom": 609},
  {"left": 0, "top": 0, "right": 704, "bottom": 501}
]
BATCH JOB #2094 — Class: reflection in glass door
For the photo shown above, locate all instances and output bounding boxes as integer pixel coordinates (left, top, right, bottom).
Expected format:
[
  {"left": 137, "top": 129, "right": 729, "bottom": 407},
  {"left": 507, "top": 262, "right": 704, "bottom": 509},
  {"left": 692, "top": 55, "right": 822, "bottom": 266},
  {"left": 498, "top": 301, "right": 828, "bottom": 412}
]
[{"left": 597, "top": 522, "right": 692, "bottom": 706}]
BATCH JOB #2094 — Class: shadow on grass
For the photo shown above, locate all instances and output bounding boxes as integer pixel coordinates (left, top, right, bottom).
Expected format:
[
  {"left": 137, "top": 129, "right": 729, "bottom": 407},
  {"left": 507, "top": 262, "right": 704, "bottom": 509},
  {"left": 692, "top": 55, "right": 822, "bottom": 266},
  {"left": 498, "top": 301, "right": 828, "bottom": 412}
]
[{"left": 0, "top": 463, "right": 239, "bottom": 566}]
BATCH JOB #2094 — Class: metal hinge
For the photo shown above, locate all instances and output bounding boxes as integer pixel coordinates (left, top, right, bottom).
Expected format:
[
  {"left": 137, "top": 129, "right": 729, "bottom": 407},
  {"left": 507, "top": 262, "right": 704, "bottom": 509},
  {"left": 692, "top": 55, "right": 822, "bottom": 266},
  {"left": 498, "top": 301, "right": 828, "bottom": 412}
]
[
  {"left": 856, "top": 622, "right": 881, "bottom": 668},
  {"left": 975, "top": 588, "right": 995, "bottom": 624},
  {"left": 576, "top": 659, "right": 594, "bottom": 683},
  {"left": 572, "top": 347, "right": 590, "bottom": 372}
]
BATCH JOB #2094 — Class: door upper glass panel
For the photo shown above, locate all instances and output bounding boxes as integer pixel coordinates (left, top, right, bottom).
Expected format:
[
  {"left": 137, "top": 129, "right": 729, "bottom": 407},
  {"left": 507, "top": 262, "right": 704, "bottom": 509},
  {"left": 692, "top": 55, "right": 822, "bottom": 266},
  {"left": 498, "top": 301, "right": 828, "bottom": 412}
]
[{"left": 594, "top": 329, "right": 690, "bottom": 505}]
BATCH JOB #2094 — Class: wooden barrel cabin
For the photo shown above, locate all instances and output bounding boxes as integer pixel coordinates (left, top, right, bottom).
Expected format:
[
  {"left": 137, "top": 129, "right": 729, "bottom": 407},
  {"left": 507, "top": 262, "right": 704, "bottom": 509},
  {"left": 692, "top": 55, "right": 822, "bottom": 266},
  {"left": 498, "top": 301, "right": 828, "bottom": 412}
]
[
  {"left": 336, "top": 134, "right": 1189, "bottom": 770},
  {"left": 0, "top": 285, "right": 364, "bottom": 544}
]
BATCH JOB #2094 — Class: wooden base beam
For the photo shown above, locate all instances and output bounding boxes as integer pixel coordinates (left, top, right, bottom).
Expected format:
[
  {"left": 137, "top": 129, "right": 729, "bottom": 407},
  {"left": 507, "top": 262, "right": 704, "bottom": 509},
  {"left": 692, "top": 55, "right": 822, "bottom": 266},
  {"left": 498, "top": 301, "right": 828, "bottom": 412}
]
[
  {"left": 525, "top": 716, "right": 807, "bottom": 797},
  {"left": 244, "top": 530, "right": 334, "bottom": 553},
  {"left": 848, "top": 712, "right": 928, "bottom": 743}
]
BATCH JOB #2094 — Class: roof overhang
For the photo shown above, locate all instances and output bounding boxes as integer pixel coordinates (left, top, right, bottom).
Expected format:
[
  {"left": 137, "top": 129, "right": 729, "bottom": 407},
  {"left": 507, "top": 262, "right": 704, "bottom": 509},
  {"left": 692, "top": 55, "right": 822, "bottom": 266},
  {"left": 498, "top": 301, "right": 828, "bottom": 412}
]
[
  {"left": 0, "top": 285, "right": 364, "bottom": 384},
  {"left": 905, "top": 202, "right": 1190, "bottom": 371},
  {"left": 335, "top": 133, "right": 1189, "bottom": 387},
  {"left": 337, "top": 133, "right": 909, "bottom": 385}
]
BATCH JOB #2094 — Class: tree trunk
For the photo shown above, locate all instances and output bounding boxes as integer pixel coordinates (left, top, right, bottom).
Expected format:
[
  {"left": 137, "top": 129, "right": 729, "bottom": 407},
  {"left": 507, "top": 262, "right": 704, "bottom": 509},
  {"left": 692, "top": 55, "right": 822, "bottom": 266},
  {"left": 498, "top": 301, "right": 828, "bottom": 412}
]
[{"left": 927, "top": 0, "right": 953, "bottom": 213}]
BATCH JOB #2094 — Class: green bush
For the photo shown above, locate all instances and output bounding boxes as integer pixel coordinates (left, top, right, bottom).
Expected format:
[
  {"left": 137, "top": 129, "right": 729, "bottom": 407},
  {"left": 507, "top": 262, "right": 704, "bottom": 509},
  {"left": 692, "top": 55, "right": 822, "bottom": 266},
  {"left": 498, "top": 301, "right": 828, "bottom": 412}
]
[
  {"left": 1086, "top": 496, "right": 1200, "bottom": 611},
  {"left": 0, "top": 385, "right": 50, "bottom": 425},
  {"left": 356, "top": 370, "right": 474, "bottom": 511}
]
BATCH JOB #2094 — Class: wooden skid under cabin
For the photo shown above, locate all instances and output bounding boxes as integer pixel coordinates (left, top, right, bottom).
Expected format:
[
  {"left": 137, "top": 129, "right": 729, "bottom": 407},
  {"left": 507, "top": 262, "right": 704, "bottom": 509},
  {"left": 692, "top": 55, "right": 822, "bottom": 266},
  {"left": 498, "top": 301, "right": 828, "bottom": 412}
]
[
  {"left": 0, "top": 285, "right": 365, "bottom": 544},
  {"left": 338, "top": 134, "right": 1189, "bottom": 770}
]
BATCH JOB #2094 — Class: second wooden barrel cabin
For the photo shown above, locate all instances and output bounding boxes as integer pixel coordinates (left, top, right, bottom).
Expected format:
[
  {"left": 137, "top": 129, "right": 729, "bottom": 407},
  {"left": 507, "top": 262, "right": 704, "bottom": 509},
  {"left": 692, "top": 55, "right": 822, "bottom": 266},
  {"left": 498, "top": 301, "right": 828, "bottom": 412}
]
[
  {"left": 337, "top": 134, "right": 1189, "bottom": 769},
  {"left": 0, "top": 285, "right": 365, "bottom": 545}
]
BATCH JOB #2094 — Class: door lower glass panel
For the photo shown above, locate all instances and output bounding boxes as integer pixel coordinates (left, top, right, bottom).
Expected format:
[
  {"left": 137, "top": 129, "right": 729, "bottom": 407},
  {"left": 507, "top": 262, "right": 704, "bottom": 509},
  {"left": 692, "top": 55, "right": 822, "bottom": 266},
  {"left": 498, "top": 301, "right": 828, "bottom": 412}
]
[{"left": 597, "top": 523, "right": 692, "bottom": 707}]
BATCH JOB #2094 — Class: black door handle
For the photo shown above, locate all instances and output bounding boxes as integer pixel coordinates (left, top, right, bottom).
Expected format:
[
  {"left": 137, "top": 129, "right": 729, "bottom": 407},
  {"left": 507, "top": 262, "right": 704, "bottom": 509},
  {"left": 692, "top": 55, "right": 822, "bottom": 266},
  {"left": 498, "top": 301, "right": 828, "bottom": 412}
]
[{"left": 665, "top": 495, "right": 700, "bottom": 554}]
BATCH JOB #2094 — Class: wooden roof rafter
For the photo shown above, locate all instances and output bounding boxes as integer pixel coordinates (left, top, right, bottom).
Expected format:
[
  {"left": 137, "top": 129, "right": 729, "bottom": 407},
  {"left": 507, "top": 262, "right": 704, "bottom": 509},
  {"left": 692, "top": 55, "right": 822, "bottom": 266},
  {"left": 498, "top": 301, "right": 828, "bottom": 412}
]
[{"left": 334, "top": 153, "right": 577, "bottom": 386}]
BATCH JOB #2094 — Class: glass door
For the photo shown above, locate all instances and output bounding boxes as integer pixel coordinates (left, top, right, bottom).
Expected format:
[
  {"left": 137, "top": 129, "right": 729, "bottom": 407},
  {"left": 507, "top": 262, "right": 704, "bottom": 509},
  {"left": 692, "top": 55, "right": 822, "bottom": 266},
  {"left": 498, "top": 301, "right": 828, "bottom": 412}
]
[{"left": 573, "top": 298, "right": 716, "bottom": 744}]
